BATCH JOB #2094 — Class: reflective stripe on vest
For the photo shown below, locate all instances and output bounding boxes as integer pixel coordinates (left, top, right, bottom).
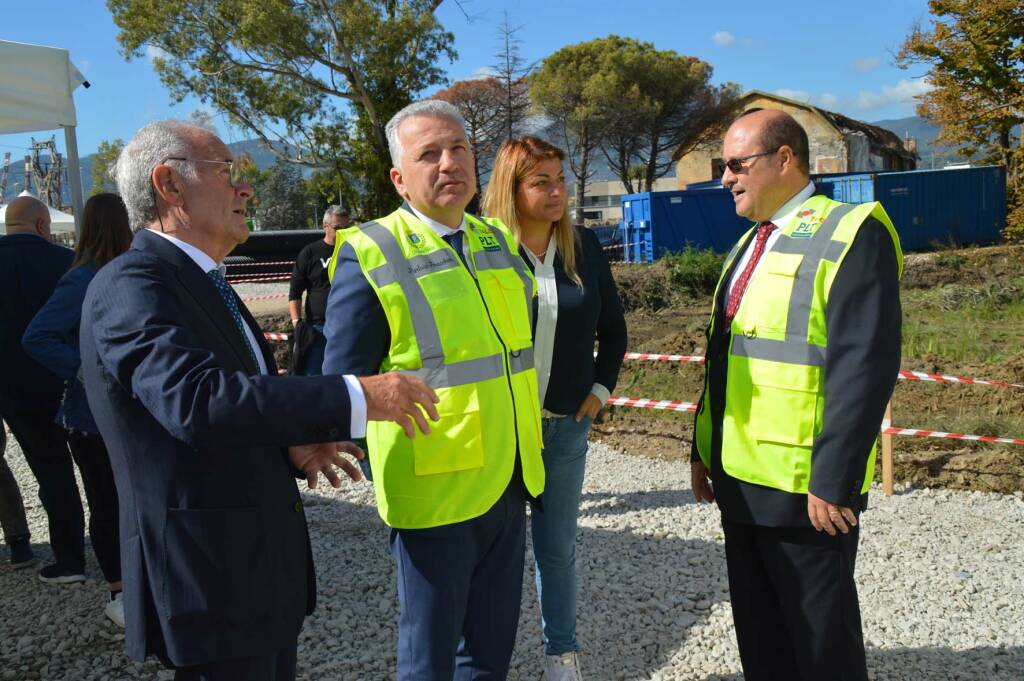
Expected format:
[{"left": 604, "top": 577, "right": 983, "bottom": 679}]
[{"left": 728, "top": 203, "right": 854, "bottom": 368}]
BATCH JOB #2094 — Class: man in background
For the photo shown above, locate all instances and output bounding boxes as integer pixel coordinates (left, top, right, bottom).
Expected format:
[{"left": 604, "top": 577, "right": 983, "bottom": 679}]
[
  {"left": 289, "top": 205, "right": 349, "bottom": 375},
  {"left": 0, "top": 195, "right": 78, "bottom": 580}
]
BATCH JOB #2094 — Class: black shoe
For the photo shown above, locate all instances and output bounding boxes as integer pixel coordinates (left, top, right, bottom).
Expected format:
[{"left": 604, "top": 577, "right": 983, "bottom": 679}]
[
  {"left": 38, "top": 563, "right": 86, "bottom": 584},
  {"left": 8, "top": 537, "right": 35, "bottom": 569}
]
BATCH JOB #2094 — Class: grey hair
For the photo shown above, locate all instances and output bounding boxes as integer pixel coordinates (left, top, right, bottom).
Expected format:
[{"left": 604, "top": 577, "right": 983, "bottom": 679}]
[
  {"left": 113, "top": 120, "right": 202, "bottom": 232},
  {"left": 322, "top": 205, "right": 348, "bottom": 223},
  {"left": 385, "top": 99, "right": 469, "bottom": 169}
]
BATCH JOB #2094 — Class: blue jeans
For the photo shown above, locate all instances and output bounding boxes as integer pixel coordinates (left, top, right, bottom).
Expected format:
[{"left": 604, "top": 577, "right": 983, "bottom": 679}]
[
  {"left": 300, "top": 324, "right": 327, "bottom": 376},
  {"left": 531, "top": 415, "right": 591, "bottom": 656}
]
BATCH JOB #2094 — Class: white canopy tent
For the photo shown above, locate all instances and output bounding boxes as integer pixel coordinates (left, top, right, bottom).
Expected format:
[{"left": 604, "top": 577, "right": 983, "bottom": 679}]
[
  {"left": 0, "top": 190, "right": 77, "bottom": 234},
  {"left": 0, "top": 39, "right": 89, "bottom": 234}
]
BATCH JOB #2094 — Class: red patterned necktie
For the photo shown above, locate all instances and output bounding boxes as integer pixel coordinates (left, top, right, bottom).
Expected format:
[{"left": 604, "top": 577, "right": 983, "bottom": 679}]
[{"left": 724, "top": 221, "right": 777, "bottom": 325}]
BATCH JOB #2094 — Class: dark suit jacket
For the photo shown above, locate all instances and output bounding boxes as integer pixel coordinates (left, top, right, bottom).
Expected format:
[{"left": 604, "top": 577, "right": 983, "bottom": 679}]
[
  {"left": 0, "top": 233, "right": 73, "bottom": 417},
  {"left": 80, "top": 229, "right": 354, "bottom": 667},
  {"left": 694, "top": 201, "right": 902, "bottom": 527}
]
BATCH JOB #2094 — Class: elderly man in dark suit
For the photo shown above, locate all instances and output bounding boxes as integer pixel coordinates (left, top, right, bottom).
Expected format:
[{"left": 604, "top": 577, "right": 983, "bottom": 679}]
[
  {"left": 0, "top": 195, "right": 76, "bottom": 575},
  {"left": 690, "top": 109, "right": 902, "bottom": 681},
  {"left": 80, "top": 120, "right": 438, "bottom": 681}
]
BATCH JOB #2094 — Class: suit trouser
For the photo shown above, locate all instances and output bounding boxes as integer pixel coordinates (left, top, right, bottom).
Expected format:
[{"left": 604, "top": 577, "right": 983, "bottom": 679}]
[
  {"left": 173, "top": 638, "right": 298, "bottom": 681},
  {"left": 2, "top": 410, "right": 84, "bottom": 570},
  {"left": 390, "top": 478, "right": 527, "bottom": 681},
  {"left": 0, "top": 423, "right": 31, "bottom": 543},
  {"left": 721, "top": 516, "right": 868, "bottom": 681}
]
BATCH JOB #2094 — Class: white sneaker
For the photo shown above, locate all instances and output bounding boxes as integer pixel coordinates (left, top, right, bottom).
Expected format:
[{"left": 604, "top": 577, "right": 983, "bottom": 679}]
[
  {"left": 544, "top": 651, "right": 583, "bottom": 681},
  {"left": 104, "top": 592, "right": 125, "bottom": 628}
]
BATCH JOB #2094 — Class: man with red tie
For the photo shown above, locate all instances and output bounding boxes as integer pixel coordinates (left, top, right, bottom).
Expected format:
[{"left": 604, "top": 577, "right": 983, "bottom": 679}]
[{"left": 690, "top": 109, "right": 902, "bottom": 681}]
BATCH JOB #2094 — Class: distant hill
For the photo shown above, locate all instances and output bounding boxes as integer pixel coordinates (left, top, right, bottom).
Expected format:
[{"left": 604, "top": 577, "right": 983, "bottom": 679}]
[
  {"left": 870, "top": 115, "right": 965, "bottom": 167},
  {"left": 0, "top": 138, "right": 295, "bottom": 205}
]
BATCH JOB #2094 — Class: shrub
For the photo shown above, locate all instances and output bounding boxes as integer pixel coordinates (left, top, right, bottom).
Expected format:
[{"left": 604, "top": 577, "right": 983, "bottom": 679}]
[{"left": 663, "top": 246, "right": 725, "bottom": 295}]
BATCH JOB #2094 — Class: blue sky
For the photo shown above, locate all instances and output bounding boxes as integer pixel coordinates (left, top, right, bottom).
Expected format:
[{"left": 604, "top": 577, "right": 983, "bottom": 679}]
[{"left": 1, "top": 0, "right": 934, "bottom": 159}]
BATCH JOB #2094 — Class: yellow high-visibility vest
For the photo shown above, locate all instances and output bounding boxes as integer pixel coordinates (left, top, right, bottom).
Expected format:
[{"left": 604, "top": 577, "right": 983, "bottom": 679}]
[
  {"left": 695, "top": 195, "right": 902, "bottom": 494},
  {"left": 338, "top": 206, "right": 545, "bottom": 528}
]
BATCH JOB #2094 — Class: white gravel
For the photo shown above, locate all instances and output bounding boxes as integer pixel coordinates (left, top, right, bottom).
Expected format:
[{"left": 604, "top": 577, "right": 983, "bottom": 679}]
[{"left": 2, "top": 431, "right": 1023, "bottom": 680}]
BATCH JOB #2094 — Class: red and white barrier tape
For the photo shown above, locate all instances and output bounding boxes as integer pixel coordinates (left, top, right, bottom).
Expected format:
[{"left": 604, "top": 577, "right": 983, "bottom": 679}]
[
  {"left": 241, "top": 293, "right": 289, "bottom": 302},
  {"left": 605, "top": 396, "right": 697, "bottom": 412},
  {"left": 264, "top": 332, "right": 291, "bottom": 341},
  {"left": 607, "top": 352, "right": 1024, "bottom": 390},
  {"left": 227, "top": 274, "right": 292, "bottom": 284},
  {"left": 228, "top": 260, "right": 295, "bottom": 268},
  {"left": 897, "top": 369, "right": 1024, "bottom": 390},
  {"left": 881, "top": 420, "right": 1024, "bottom": 446},
  {"left": 623, "top": 352, "right": 705, "bottom": 363},
  {"left": 603, "top": 241, "right": 642, "bottom": 251}
]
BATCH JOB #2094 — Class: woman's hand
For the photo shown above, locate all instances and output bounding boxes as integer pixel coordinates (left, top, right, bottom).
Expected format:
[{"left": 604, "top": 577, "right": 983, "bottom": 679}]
[{"left": 575, "top": 393, "right": 604, "bottom": 422}]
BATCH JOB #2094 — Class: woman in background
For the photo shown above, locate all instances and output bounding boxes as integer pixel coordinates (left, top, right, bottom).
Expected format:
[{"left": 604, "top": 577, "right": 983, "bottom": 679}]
[
  {"left": 483, "top": 137, "right": 628, "bottom": 681},
  {"left": 22, "top": 192, "right": 132, "bottom": 627}
]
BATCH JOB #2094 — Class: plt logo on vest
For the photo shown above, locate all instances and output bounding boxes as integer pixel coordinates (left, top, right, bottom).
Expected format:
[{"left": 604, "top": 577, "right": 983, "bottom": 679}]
[
  {"left": 468, "top": 223, "right": 502, "bottom": 252},
  {"left": 791, "top": 208, "right": 825, "bottom": 239}
]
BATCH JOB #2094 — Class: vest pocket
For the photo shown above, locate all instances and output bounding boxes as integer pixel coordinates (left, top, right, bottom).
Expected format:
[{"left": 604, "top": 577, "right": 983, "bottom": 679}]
[
  {"left": 745, "top": 383, "right": 818, "bottom": 447},
  {"left": 480, "top": 269, "right": 532, "bottom": 346},
  {"left": 412, "top": 387, "right": 485, "bottom": 476}
]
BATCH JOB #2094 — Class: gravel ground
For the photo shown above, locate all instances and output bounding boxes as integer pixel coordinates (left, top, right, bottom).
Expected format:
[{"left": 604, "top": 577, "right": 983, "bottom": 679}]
[{"left": 2, "top": 432, "right": 1023, "bottom": 680}]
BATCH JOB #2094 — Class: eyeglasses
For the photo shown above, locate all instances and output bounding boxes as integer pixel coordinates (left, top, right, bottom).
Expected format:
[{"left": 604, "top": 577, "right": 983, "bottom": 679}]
[
  {"left": 723, "top": 148, "right": 780, "bottom": 174},
  {"left": 163, "top": 157, "right": 243, "bottom": 184}
]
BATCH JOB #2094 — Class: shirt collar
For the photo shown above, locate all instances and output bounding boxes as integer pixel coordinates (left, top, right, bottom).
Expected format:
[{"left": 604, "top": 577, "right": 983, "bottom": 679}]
[
  {"left": 770, "top": 181, "right": 816, "bottom": 228},
  {"left": 147, "top": 229, "right": 225, "bottom": 276},
  {"left": 522, "top": 233, "right": 557, "bottom": 269},
  {"left": 406, "top": 204, "right": 466, "bottom": 237}
]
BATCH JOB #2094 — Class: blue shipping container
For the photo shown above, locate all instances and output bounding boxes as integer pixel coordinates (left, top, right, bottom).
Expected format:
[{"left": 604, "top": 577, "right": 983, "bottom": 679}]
[
  {"left": 627, "top": 165, "right": 1006, "bottom": 261},
  {"left": 619, "top": 190, "right": 750, "bottom": 262},
  {"left": 816, "top": 165, "right": 1006, "bottom": 251}
]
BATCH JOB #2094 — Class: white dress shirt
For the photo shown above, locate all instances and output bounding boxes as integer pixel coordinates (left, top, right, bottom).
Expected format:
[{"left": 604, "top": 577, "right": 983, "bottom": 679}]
[
  {"left": 149, "top": 229, "right": 367, "bottom": 437},
  {"left": 726, "top": 181, "right": 816, "bottom": 298},
  {"left": 523, "top": 234, "right": 611, "bottom": 418}
]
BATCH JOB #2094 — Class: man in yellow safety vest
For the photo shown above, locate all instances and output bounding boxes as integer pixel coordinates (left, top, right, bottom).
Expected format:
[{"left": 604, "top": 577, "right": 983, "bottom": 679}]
[
  {"left": 322, "top": 99, "right": 545, "bottom": 680},
  {"left": 691, "top": 108, "right": 902, "bottom": 681}
]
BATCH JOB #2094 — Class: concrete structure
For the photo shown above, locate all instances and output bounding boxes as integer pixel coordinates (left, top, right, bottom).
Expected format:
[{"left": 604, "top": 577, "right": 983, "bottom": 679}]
[
  {"left": 675, "top": 90, "right": 918, "bottom": 187},
  {"left": 571, "top": 177, "right": 679, "bottom": 225}
]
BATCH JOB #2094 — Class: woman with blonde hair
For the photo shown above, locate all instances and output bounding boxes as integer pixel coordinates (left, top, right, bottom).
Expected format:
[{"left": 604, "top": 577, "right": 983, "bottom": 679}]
[{"left": 483, "top": 136, "right": 627, "bottom": 681}]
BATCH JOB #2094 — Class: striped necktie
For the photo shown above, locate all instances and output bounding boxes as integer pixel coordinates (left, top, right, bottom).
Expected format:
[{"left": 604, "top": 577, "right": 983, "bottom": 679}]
[
  {"left": 724, "top": 221, "right": 777, "bottom": 325},
  {"left": 207, "top": 269, "right": 260, "bottom": 369}
]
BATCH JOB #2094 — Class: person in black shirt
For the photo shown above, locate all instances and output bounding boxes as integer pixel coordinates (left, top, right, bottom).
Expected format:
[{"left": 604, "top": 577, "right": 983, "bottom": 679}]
[
  {"left": 483, "top": 137, "right": 627, "bottom": 681},
  {"left": 289, "top": 205, "right": 350, "bottom": 375}
]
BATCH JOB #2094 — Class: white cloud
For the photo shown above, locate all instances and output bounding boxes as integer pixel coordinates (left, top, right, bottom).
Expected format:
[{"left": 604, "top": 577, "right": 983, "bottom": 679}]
[
  {"left": 851, "top": 57, "right": 881, "bottom": 74},
  {"left": 146, "top": 44, "right": 171, "bottom": 65},
  {"left": 712, "top": 31, "right": 736, "bottom": 46},
  {"left": 819, "top": 93, "right": 839, "bottom": 108},
  {"left": 469, "top": 65, "right": 499, "bottom": 80},
  {"left": 855, "top": 78, "right": 934, "bottom": 111}
]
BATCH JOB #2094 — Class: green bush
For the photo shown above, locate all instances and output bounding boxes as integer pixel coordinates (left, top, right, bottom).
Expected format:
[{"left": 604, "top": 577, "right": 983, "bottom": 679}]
[{"left": 663, "top": 246, "right": 725, "bottom": 295}]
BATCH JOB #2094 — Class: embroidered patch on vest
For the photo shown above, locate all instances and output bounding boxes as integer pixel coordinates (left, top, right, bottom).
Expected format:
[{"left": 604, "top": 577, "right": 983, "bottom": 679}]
[
  {"left": 407, "top": 232, "right": 429, "bottom": 252},
  {"left": 791, "top": 209, "right": 825, "bottom": 239}
]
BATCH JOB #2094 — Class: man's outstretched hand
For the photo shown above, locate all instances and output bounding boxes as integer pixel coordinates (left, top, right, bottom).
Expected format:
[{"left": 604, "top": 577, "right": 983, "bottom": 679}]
[
  {"left": 289, "top": 441, "right": 365, "bottom": 489},
  {"left": 359, "top": 372, "right": 440, "bottom": 438}
]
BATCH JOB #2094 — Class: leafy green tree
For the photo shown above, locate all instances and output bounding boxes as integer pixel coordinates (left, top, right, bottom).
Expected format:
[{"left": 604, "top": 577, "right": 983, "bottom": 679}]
[
  {"left": 107, "top": 0, "right": 456, "bottom": 217},
  {"left": 530, "top": 39, "right": 614, "bottom": 219},
  {"left": 896, "top": 0, "right": 1023, "bottom": 240},
  {"left": 252, "top": 158, "right": 311, "bottom": 230},
  {"left": 89, "top": 138, "right": 124, "bottom": 196},
  {"left": 594, "top": 37, "right": 740, "bottom": 194}
]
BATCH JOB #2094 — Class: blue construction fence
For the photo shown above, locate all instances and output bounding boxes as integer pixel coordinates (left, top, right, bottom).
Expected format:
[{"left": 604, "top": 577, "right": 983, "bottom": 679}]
[{"left": 620, "top": 165, "right": 1007, "bottom": 263}]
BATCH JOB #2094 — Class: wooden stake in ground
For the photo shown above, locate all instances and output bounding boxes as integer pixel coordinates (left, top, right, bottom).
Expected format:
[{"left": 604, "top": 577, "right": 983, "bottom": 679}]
[{"left": 882, "top": 401, "right": 894, "bottom": 496}]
